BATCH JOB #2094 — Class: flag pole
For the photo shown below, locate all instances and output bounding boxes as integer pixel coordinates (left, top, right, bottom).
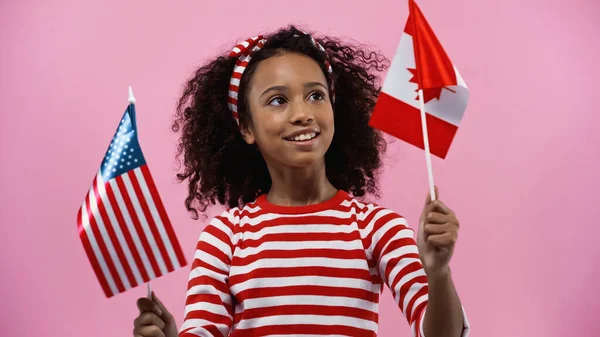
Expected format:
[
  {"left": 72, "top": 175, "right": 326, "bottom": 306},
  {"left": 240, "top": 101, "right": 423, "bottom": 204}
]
[
  {"left": 128, "top": 85, "right": 152, "bottom": 298},
  {"left": 418, "top": 89, "right": 436, "bottom": 201}
]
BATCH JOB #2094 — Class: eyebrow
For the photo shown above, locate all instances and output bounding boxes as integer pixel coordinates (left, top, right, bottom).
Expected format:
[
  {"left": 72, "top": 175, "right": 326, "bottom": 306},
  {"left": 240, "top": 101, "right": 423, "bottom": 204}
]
[{"left": 259, "top": 82, "right": 328, "bottom": 99}]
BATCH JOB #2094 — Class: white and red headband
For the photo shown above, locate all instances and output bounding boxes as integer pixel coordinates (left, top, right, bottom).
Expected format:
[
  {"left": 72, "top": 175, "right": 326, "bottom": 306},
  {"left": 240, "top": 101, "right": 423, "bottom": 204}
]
[{"left": 227, "top": 32, "right": 334, "bottom": 126}]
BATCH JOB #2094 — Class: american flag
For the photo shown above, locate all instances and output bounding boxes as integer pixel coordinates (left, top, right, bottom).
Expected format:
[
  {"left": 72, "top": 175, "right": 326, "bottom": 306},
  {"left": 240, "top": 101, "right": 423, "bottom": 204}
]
[{"left": 77, "top": 96, "right": 186, "bottom": 298}]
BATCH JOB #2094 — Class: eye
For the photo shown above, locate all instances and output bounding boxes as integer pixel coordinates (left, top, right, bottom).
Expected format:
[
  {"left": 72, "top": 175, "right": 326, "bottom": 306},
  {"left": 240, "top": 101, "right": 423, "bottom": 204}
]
[
  {"left": 308, "top": 91, "right": 325, "bottom": 101},
  {"left": 268, "top": 96, "right": 287, "bottom": 106}
]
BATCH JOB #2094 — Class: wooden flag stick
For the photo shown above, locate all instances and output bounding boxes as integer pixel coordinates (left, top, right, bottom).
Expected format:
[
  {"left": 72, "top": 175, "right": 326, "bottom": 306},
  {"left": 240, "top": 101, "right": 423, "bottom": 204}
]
[
  {"left": 147, "top": 281, "right": 152, "bottom": 299},
  {"left": 418, "top": 89, "right": 436, "bottom": 201}
]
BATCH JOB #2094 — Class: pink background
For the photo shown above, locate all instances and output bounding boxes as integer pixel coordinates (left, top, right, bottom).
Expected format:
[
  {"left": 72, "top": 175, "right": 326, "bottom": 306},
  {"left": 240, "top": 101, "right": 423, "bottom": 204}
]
[{"left": 1, "top": 0, "right": 599, "bottom": 336}]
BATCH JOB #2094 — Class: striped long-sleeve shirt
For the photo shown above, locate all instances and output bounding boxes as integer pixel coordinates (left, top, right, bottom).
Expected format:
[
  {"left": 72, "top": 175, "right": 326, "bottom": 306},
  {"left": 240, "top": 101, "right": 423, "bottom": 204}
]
[{"left": 179, "top": 190, "right": 469, "bottom": 337}]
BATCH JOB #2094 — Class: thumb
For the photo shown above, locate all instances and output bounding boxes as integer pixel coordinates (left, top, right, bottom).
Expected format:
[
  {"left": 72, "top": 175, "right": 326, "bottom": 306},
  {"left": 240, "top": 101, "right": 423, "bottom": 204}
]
[
  {"left": 152, "top": 292, "right": 173, "bottom": 321},
  {"left": 419, "top": 185, "right": 439, "bottom": 245},
  {"left": 137, "top": 296, "right": 162, "bottom": 316},
  {"left": 423, "top": 185, "right": 440, "bottom": 207}
]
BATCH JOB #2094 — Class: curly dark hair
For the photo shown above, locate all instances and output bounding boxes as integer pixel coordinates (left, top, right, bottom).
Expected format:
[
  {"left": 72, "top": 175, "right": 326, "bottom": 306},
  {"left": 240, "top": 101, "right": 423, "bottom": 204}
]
[{"left": 173, "top": 25, "right": 390, "bottom": 218}]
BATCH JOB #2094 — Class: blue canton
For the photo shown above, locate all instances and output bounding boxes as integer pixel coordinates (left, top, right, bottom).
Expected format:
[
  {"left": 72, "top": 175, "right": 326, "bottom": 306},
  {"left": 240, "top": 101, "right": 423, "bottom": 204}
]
[{"left": 100, "top": 104, "right": 146, "bottom": 181}]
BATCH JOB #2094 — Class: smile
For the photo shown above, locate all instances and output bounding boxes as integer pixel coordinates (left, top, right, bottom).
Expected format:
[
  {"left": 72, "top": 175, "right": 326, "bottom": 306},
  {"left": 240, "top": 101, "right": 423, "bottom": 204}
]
[
  {"left": 288, "top": 132, "right": 318, "bottom": 142},
  {"left": 283, "top": 128, "right": 321, "bottom": 143}
]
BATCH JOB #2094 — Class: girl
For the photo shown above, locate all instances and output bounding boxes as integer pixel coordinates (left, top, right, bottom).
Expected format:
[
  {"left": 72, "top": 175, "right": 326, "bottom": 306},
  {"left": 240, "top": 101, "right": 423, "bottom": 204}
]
[{"left": 133, "top": 26, "right": 469, "bottom": 337}]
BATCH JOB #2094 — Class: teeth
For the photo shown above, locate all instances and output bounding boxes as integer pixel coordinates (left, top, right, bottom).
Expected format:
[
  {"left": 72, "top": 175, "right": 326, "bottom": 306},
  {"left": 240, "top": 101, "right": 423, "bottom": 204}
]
[{"left": 292, "top": 133, "right": 317, "bottom": 141}]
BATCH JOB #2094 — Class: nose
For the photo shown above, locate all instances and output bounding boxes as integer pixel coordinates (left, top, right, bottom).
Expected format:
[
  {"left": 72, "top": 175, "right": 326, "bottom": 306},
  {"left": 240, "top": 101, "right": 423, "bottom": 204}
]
[{"left": 289, "top": 101, "right": 314, "bottom": 125}]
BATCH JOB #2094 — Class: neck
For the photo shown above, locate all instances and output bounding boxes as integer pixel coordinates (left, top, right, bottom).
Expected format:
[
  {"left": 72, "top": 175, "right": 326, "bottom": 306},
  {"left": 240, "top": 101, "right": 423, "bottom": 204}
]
[{"left": 266, "top": 160, "right": 338, "bottom": 206}]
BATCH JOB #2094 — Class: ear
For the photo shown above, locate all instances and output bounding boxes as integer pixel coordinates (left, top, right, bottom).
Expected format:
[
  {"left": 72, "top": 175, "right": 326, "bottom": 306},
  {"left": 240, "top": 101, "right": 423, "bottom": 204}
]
[{"left": 240, "top": 124, "right": 256, "bottom": 145}]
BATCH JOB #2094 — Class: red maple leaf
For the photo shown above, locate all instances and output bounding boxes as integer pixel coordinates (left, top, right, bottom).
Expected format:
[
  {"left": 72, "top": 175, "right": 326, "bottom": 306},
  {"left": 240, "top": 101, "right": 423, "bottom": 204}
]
[{"left": 407, "top": 68, "right": 455, "bottom": 104}]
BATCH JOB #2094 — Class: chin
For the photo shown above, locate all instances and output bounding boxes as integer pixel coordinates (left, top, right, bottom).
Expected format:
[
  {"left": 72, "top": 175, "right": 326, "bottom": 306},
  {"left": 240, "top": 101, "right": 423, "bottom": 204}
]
[{"left": 284, "top": 153, "right": 326, "bottom": 168}]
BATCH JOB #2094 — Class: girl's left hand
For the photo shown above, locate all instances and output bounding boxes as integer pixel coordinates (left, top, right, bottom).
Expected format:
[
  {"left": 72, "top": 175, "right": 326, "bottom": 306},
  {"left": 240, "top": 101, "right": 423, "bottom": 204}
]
[{"left": 417, "top": 186, "right": 460, "bottom": 278}]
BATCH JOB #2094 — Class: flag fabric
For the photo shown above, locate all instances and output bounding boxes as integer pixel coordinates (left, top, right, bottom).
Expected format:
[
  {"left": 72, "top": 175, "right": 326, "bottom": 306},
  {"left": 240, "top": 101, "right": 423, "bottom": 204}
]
[
  {"left": 77, "top": 102, "right": 186, "bottom": 298},
  {"left": 370, "top": 0, "right": 469, "bottom": 159}
]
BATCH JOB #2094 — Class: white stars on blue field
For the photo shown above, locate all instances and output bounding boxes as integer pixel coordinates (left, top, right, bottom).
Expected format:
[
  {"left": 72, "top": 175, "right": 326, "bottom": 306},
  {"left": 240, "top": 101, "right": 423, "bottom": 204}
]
[{"left": 100, "top": 105, "right": 146, "bottom": 181}]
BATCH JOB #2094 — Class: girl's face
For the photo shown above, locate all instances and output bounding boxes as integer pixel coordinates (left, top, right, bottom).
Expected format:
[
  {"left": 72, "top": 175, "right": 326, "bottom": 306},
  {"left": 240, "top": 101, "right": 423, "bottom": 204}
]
[{"left": 243, "top": 52, "right": 334, "bottom": 169}]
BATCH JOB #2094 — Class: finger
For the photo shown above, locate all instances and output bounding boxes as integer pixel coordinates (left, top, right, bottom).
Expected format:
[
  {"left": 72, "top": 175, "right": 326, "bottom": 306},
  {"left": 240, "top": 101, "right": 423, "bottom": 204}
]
[
  {"left": 430, "top": 199, "right": 452, "bottom": 215},
  {"left": 137, "top": 297, "right": 163, "bottom": 316},
  {"left": 424, "top": 212, "right": 448, "bottom": 224},
  {"left": 421, "top": 198, "right": 437, "bottom": 221},
  {"left": 427, "top": 232, "right": 457, "bottom": 247},
  {"left": 137, "top": 325, "right": 166, "bottom": 337},
  {"left": 424, "top": 223, "right": 454, "bottom": 235},
  {"left": 134, "top": 312, "right": 165, "bottom": 330},
  {"left": 151, "top": 292, "right": 173, "bottom": 321}
]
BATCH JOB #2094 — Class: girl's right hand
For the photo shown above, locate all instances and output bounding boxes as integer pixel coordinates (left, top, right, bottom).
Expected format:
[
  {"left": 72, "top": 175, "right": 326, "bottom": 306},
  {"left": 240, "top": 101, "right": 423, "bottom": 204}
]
[{"left": 133, "top": 292, "right": 178, "bottom": 337}]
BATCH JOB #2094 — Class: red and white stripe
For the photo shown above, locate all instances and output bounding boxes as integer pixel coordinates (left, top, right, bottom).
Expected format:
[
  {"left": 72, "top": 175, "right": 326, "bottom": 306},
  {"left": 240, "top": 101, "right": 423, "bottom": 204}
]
[
  {"left": 228, "top": 36, "right": 267, "bottom": 125},
  {"left": 179, "top": 191, "right": 470, "bottom": 337},
  {"left": 77, "top": 165, "right": 186, "bottom": 297}
]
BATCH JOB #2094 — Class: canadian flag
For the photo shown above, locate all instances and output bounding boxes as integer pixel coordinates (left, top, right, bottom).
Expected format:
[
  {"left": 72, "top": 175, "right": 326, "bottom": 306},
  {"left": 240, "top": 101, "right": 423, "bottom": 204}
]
[{"left": 370, "top": 0, "right": 469, "bottom": 159}]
